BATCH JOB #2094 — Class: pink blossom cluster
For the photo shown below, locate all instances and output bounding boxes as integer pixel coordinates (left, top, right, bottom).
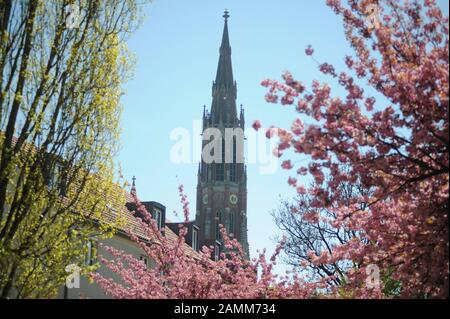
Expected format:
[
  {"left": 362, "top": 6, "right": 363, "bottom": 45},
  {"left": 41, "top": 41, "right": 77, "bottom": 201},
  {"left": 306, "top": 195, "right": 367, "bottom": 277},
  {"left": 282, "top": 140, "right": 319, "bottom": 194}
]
[
  {"left": 258, "top": 0, "right": 448, "bottom": 298},
  {"left": 91, "top": 187, "right": 321, "bottom": 299}
]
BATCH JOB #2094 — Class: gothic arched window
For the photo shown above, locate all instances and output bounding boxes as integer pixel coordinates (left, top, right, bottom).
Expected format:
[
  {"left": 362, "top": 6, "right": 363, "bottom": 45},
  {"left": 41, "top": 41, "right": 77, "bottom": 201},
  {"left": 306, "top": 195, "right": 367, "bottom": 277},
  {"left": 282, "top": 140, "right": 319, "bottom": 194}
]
[
  {"left": 215, "top": 139, "right": 225, "bottom": 181},
  {"left": 229, "top": 211, "right": 235, "bottom": 236},
  {"left": 215, "top": 211, "right": 221, "bottom": 240},
  {"left": 206, "top": 165, "right": 211, "bottom": 182},
  {"left": 229, "top": 138, "right": 237, "bottom": 182},
  {"left": 215, "top": 163, "right": 224, "bottom": 181},
  {"left": 233, "top": 137, "right": 237, "bottom": 163}
]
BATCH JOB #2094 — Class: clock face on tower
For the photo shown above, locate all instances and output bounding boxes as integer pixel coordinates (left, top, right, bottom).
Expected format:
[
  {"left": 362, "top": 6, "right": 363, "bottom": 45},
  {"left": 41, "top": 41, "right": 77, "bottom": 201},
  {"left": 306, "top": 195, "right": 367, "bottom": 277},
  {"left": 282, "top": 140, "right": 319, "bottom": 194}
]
[
  {"left": 202, "top": 194, "right": 208, "bottom": 205},
  {"left": 229, "top": 194, "right": 238, "bottom": 205}
]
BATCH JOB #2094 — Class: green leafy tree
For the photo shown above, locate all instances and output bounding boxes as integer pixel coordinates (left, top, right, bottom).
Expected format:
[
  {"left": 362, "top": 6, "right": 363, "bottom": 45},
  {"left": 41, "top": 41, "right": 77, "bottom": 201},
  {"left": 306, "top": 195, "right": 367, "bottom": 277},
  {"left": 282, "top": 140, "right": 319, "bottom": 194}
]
[{"left": 0, "top": 0, "right": 148, "bottom": 298}]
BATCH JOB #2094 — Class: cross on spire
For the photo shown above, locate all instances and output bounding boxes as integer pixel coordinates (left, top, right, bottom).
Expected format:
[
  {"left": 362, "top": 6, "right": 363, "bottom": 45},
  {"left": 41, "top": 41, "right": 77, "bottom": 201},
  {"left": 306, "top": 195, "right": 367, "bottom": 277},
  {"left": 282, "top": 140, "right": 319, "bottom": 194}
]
[
  {"left": 130, "top": 175, "right": 137, "bottom": 195},
  {"left": 223, "top": 9, "right": 229, "bottom": 21}
]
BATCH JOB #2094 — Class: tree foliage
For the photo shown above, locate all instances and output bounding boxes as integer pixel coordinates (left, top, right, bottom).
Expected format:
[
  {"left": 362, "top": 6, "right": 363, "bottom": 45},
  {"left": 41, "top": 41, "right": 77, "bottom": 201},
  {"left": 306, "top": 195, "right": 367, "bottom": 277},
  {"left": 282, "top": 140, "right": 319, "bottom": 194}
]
[
  {"left": 272, "top": 178, "right": 367, "bottom": 287},
  {"left": 0, "top": 0, "right": 147, "bottom": 298},
  {"left": 258, "top": 0, "right": 448, "bottom": 298}
]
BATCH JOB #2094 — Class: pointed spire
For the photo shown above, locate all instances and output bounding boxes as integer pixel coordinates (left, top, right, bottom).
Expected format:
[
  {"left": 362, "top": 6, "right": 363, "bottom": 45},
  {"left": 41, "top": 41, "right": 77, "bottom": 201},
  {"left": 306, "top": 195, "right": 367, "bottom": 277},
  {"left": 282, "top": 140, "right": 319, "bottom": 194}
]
[
  {"left": 240, "top": 104, "right": 245, "bottom": 128},
  {"left": 210, "top": 10, "right": 238, "bottom": 125},
  {"left": 214, "top": 9, "right": 234, "bottom": 89},
  {"left": 131, "top": 175, "right": 136, "bottom": 194},
  {"left": 220, "top": 10, "right": 230, "bottom": 51}
]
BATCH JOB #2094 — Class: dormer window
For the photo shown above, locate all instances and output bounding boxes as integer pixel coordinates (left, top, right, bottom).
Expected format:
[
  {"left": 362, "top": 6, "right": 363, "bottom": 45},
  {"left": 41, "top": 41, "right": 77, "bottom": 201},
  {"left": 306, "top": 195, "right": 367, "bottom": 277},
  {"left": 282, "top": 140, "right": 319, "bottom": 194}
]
[
  {"left": 84, "top": 239, "right": 97, "bottom": 266},
  {"left": 214, "top": 242, "right": 220, "bottom": 261},
  {"left": 192, "top": 228, "right": 199, "bottom": 251},
  {"left": 43, "top": 161, "right": 58, "bottom": 187},
  {"left": 139, "top": 254, "right": 149, "bottom": 267},
  {"left": 43, "top": 161, "right": 68, "bottom": 196},
  {"left": 154, "top": 209, "right": 162, "bottom": 230}
]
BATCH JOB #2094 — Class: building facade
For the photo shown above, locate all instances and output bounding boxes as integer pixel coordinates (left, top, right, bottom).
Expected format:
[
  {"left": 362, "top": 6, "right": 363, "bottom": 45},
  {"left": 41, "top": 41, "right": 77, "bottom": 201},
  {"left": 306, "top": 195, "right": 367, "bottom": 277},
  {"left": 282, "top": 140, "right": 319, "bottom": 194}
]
[
  {"left": 58, "top": 187, "right": 198, "bottom": 299},
  {"left": 195, "top": 10, "right": 249, "bottom": 259}
]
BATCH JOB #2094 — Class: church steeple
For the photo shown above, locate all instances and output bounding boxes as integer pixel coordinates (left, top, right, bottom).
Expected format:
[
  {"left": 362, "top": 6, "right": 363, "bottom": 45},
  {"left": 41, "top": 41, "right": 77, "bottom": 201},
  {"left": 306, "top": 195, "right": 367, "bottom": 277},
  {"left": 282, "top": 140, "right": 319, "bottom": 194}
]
[
  {"left": 196, "top": 11, "right": 249, "bottom": 259},
  {"left": 215, "top": 10, "right": 233, "bottom": 88},
  {"left": 211, "top": 9, "right": 237, "bottom": 125}
]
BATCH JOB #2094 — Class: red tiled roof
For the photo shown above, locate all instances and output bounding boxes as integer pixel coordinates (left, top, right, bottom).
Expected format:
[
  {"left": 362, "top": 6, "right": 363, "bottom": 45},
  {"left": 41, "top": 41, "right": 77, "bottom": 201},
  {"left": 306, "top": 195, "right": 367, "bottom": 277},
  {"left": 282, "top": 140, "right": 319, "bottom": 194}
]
[{"left": 103, "top": 187, "right": 199, "bottom": 259}]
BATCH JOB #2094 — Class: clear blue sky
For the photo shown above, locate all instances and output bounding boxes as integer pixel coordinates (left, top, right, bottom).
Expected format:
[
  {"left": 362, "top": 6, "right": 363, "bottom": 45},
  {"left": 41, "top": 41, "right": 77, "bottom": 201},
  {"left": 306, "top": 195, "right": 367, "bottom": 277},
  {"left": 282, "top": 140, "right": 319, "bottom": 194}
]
[{"left": 118, "top": 0, "right": 449, "bottom": 272}]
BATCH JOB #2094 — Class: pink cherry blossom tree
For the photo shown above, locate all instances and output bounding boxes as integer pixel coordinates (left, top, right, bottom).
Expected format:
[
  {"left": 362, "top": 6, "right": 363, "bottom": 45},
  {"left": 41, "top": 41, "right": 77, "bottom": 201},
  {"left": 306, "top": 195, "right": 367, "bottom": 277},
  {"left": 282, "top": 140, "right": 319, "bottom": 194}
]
[
  {"left": 91, "top": 185, "right": 319, "bottom": 299},
  {"left": 257, "top": 0, "right": 448, "bottom": 298},
  {"left": 92, "top": 0, "right": 447, "bottom": 299}
]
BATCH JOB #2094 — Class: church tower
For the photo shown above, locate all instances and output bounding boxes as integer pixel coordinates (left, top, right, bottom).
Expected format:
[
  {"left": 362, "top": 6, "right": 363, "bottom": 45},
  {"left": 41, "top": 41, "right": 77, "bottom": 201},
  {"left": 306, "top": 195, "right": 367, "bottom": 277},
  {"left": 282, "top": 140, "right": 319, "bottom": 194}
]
[{"left": 195, "top": 10, "right": 249, "bottom": 259}]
